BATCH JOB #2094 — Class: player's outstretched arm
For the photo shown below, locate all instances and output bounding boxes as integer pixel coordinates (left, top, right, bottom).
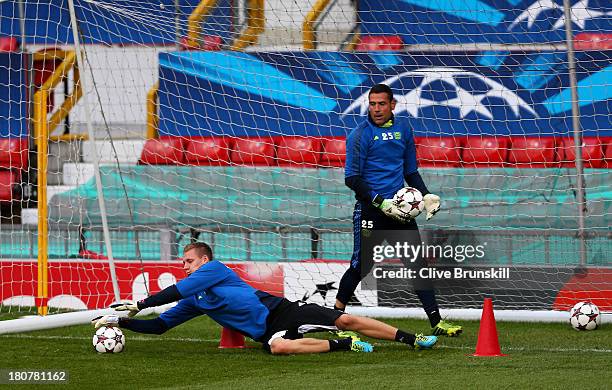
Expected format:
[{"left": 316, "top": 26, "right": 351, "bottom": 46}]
[
  {"left": 91, "top": 314, "right": 169, "bottom": 335},
  {"left": 110, "top": 285, "right": 183, "bottom": 317}
]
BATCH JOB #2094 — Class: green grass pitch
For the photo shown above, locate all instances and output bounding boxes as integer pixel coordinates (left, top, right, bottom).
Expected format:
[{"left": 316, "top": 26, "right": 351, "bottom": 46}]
[{"left": 1, "top": 314, "right": 610, "bottom": 389}]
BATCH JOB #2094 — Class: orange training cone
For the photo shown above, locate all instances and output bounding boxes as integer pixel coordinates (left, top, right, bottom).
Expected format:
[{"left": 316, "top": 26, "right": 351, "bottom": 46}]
[
  {"left": 471, "top": 298, "right": 507, "bottom": 357},
  {"left": 218, "top": 327, "right": 246, "bottom": 349}
]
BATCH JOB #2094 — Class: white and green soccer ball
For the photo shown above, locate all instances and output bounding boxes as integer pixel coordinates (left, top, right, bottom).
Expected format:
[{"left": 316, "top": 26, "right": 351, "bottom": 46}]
[
  {"left": 393, "top": 187, "right": 425, "bottom": 219},
  {"left": 93, "top": 326, "right": 125, "bottom": 353},
  {"left": 569, "top": 301, "right": 601, "bottom": 331}
]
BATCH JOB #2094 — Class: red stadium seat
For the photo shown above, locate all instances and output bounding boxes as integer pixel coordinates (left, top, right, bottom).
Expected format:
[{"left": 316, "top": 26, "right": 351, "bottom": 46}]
[
  {"left": 0, "top": 37, "right": 19, "bottom": 52},
  {"left": 559, "top": 137, "right": 604, "bottom": 168},
  {"left": 276, "top": 137, "right": 322, "bottom": 167},
  {"left": 179, "top": 35, "right": 223, "bottom": 51},
  {"left": 185, "top": 137, "right": 231, "bottom": 166},
  {"left": 231, "top": 138, "right": 276, "bottom": 166},
  {"left": 574, "top": 33, "right": 612, "bottom": 50},
  {"left": 415, "top": 137, "right": 462, "bottom": 167},
  {"left": 320, "top": 137, "right": 346, "bottom": 167},
  {"left": 603, "top": 138, "right": 612, "bottom": 168},
  {"left": 0, "top": 138, "right": 28, "bottom": 170},
  {"left": 507, "top": 137, "right": 557, "bottom": 168},
  {"left": 139, "top": 137, "right": 186, "bottom": 165},
  {"left": 356, "top": 35, "right": 403, "bottom": 51},
  {"left": 0, "top": 170, "right": 17, "bottom": 202},
  {"left": 462, "top": 137, "right": 510, "bottom": 167}
]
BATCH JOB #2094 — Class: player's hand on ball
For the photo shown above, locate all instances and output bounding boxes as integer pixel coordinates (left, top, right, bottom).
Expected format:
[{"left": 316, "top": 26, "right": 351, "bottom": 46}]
[
  {"left": 379, "top": 199, "right": 410, "bottom": 223},
  {"left": 423, "top": 194, "right": 441, "bottom": 220},
  {"left": 91, "top": 315, "right": 119, "bottom": 329},
  {"left": 110, "top": 300, "right": 140, "bottom": 317}
]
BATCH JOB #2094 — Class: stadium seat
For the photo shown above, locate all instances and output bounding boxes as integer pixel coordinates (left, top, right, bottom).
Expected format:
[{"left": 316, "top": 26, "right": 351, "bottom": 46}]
[
  {"left": 0, "top": 138, "right": 28, "bottom": 170},
  {"left": 276, "top": 137, "right": 322, "bottom": 167},
  {"left": 415, "top": 137, "right": 462, "bottom": 167},
  {"left": 0, "top": 37, "right": 19, "bottom": 52},
  {"left": 0, "top": 170, "right": 17, "bottom": 202},
  {"left": 179, "top": 36, "right": 223, "bottom": 51},
  {"left": 185, "top": 137, "right": 231, "bottom": 166},
  {"left": 507, "top": 137, "right": 557, "bottom": 168},
  {"left": 462, "top": 137, "right": 510, "bottom": 167},
  {"left": 320, "top": 137, "right": 346, "bottom": 167},
  {"left": 139, "top": 137, "right": 186, "bottom": 165},
  {"left": 559, "top": 137, "right": 604, "bottom": 168},
  {"left": 231, "top": 138, "right": 276, "bottom": 166},
  {"left": 603, "top": 138, "right": 612, "bottom": 168},
  {"left": 574, "top": 33, "right": 612, "bottom": 50},
  {"left": 356, "top": 35, "right": 403, "bottom": 51}
]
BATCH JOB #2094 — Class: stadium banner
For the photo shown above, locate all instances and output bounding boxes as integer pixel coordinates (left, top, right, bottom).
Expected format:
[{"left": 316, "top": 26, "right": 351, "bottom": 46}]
[
  {"left": 358, "top": 0, "right": 612, "bottom": 45},
  {"left": 0, "top": 52, "right": 28, "bottom": 138},
  {"left": 2, "top": 260, "right": 609, "bottom": 311},
  {"left": 157, "top": 50, "right": 612, "bottom": 138},
  {"left": 0, "top": 261, "right": 283, "bottom": 310}
]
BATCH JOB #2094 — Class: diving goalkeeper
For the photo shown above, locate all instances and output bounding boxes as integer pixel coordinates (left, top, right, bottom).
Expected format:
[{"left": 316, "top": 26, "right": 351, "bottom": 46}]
[{"left": 92, "top": 242, "right": 438, "bottom": 354}]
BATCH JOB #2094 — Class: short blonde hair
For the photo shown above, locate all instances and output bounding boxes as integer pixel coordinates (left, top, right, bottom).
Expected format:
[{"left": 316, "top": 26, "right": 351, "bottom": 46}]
[{"left": 183, "top": 242, "right": 213, "bottom": 259}]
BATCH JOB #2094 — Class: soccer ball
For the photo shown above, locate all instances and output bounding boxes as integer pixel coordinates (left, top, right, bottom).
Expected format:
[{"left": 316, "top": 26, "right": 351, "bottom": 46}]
[
  {"left": 93, "top": 326, "right": 125, "bottom": 353},
  {"left": 569, "top": 301, "right": 601, "bottom": 331},
  {"left": 393, "top": 187, "right": 424, "bottom": 219}
]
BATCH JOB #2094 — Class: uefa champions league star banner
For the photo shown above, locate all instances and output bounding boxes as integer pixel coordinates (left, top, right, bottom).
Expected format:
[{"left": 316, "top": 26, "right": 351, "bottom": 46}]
[
  {"left": 358, "top": 0, "right": 612, "bottom": 45},
  {"left": 157, "top": 50, "right": 612, "bottom": 138},
  {"left": 0, "top": 53, "right": 28, "bottom": 138}
]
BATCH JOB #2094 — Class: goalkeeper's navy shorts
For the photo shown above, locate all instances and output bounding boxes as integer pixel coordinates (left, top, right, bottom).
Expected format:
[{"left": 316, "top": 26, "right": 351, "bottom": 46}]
[
  {"left": 349, "top": 202, "right": 430, "bottom": 289},
  {"left": 259, "top": 298, "right": 344, "bottom": 352}
]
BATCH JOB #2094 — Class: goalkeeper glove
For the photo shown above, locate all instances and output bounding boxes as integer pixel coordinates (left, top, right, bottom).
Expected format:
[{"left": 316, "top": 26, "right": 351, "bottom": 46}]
[
  {"left": 110, "top": 300, "right": 140, "bottom": 317},
  {"left": 91, "top": 315, "right": 119, "bottom": 329},
  {"left": 377, "top": 198, "right": 410, "bottom": 223},
  {"left": 423, "top": 194, "right": 441, "bottom": 220}
]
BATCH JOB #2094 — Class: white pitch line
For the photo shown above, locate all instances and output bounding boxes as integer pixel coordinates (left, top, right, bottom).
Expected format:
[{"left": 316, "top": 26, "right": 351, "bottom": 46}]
[
  {"left": 2, "top": 334, "right": 611, "bottom": 353},
  {"left": 434, "top": 344, "right": 612, "bottom": 354},
  {"left": 0, "top": 334, "right": 219, "bottom": 343}
]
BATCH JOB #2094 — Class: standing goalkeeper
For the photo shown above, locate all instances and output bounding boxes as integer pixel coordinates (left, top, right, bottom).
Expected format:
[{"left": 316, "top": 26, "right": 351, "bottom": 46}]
[{"left": 334, "top": 84, "right": 461, "bottom": 337}]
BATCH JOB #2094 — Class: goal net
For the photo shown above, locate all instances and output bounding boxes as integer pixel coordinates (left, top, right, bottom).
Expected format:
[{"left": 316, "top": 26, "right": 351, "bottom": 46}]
[{"left": 0, "top": 0, "right": 610, "bottom": 327}]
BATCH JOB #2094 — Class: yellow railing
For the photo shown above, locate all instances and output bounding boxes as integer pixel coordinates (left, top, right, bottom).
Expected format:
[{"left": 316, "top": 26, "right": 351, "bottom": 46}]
[
  {"left": 32, "top": 49, "right": 83, "bottom": 143},
  {"left": 36, "top": 88, "right": 49, "bottom": 316},
  {"left": 186, "top": 0, "right": 218, "bottom": 48},
  {"left": 32, "top": 49, "right": 82, "bottom": 315},
  {"left": 303, "top": 0, "right": 331, "bottom": 50},
  {"left": 146, "top": 82, "right": 159, "bottom": 139},
  {"left": 342, "top": 29, "right": 361, "bottom": 51},
  {"left": 231, "top": 0, "right": 265, "bottom": 51}
]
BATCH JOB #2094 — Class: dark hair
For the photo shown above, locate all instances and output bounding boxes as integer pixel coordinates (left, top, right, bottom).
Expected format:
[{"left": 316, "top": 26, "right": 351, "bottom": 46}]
[
  {"left": 183, "top": 242, "right": 213, "bottom": 259},
  {"left": 369, "top": 84, "right": 394, "bottom": 102}
]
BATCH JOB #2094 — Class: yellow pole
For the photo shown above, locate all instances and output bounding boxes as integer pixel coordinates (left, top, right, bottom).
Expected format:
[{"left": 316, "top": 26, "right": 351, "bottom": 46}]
[
  {"left": 231, "top": 0, "right": 265, "bottom": 51},
  {"left": 303, "top": 0, "right": 330, "bottom": 50},
  {"left": 36, "top": 89, "right": 49, "bottom": 316},
  {"left": 146, "top": 82, "right": 159, "bottom": 139},
  {"left": 187, "top": 0, "right": 218, "bottom": 48}
]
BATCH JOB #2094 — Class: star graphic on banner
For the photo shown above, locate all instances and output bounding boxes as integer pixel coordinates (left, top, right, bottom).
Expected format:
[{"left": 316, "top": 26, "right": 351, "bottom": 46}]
[
  {"left": 552, "top": 0, "right": 606, "bottom": 29},
  {"left": 302, "top": 281, "right": 337, "bottom": 301},
  {"left": 509, "top": 0, "right": 610, "bottom": 30},
  {"left": 342, "top": 68, "right": 537, "bottom": 120}
]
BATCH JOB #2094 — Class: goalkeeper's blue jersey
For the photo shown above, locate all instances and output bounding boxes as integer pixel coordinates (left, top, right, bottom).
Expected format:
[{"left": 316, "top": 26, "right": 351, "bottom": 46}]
[
  {"left": 345, "top": 115, "right": 418, "bottom": 200},
  {"left": 159, "top": 260, "right": 282, "bottom": 341}
]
